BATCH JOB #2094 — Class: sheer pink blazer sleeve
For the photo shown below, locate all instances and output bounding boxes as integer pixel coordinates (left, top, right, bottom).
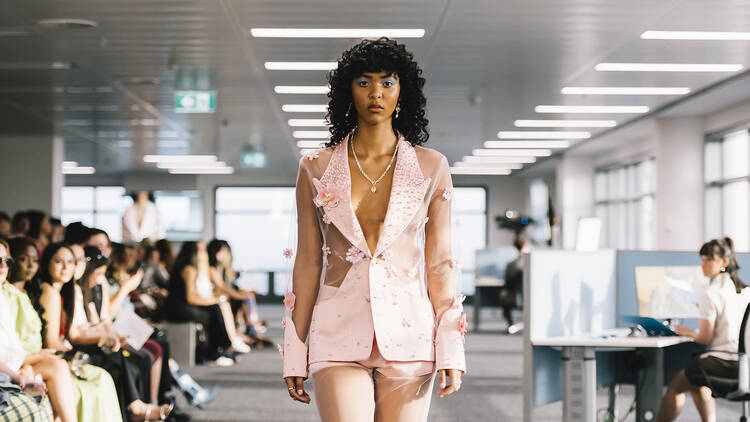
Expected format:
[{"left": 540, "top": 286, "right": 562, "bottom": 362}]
[{"left": 282, "top": 140, "right": 466, "bottom": 378}]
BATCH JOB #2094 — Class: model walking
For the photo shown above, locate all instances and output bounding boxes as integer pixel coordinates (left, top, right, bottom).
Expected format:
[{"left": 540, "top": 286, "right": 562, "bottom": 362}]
[{"left": 281, "top": 37, "right": 466, "bottom": 422}]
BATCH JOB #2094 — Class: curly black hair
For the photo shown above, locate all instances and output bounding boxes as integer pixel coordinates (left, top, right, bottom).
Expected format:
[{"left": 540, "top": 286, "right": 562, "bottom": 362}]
[{"left": 326, "top": 37, "right": 428, "bottom": 147}]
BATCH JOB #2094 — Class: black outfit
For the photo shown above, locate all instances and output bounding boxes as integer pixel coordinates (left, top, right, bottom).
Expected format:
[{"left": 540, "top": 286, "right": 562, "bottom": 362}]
[
  {"left": 165, "top": 273, "right": 231, "bottom": 362},
  {"left": 685, "top": 355, "right": 739, "bottom": 396},
  {"left": 500, "top": 256, "right": 524, "bottom": 326}
]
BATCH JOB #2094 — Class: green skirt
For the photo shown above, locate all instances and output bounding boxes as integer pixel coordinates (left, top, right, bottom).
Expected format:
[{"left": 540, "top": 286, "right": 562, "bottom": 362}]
[{"left": 72, "top": 365, "right": 122, "bottom": 422}]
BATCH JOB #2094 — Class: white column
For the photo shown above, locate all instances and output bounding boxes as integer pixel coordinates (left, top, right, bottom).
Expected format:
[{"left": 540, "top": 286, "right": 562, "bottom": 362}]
[
  {"left": 654, "top": 117, "right": 704, "bottom": 250},
  {"left": 555, "top": 155, "right": 595, "bottom": 249},
  {"left": 0, "top": 135, "right": 64, "bottom": 216}
]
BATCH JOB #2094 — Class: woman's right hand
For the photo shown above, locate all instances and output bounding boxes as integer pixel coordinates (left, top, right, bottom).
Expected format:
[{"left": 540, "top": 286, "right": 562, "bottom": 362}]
[{"left": 284, "top": 376, "right": 310, "bottom": 403}]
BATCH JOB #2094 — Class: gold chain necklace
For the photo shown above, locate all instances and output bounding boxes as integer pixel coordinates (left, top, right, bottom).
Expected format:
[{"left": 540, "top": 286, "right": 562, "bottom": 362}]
[{"left": 350, "top": 130, "right": 399, "bottom": 193}]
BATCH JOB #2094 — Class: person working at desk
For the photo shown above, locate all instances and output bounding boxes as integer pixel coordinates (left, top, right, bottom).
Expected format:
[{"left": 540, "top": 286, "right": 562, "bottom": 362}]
[{"left": 657, "top": 237, "right": 750, "bottom": 422}]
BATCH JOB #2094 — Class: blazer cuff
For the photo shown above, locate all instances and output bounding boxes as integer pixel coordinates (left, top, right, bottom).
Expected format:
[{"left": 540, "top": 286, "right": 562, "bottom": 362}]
[
  {"left": 282, "top": 316, "right": 308, "bottom": 378},
  {"left": 434, "top": 305, "right": 467, "bottom": 374}
]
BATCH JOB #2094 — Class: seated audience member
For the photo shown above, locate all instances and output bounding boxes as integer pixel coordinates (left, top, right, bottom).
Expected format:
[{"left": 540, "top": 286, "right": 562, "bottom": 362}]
[
  {"left": 155, "top": 239, "right": 175, "bottom": 276},
  {"left": 25, "top": 211, "right": 52, "bottom": 253},
  {"left": 86, "top": 228, "right": 112, "bottom": 258},
  {"left": 11, "top": 211, "right": 30, "bottom": 239},
  {"left": 33, "top": 242, "right": 171, "bottom": 421},
  {"left": 8, "top": 237, "right": 39, "bottom": 294},
  {"left": 0, "top": 212, "right": 10, "bottom": 238},
  {"left": 0, "top": 238, "right": 76, "bottom": 422},
  {"left": 49, "top": 218, "right": 65, "bottom": 243},
  {"left": 500, "top": 234, "right": 529, "bottom": 331},
  {"left": 122, "top": 191, "right": 164, "bottom": 244},
  {"left": 166, "top": 241, "right": 250, "bottom": 365},
  {"left": 64, "top": 222, "right": 90, "bottom": 246},
  {"left": 657, "top": 237, "right": 750, "bottom": 422},
  {"left": 207, "top": 239, "right": 269, "bottom": 343}
]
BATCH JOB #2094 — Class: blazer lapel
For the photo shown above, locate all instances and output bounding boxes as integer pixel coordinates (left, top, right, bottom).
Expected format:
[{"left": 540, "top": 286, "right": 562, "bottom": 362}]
[
  {"left": 374, "top": 137, "right": 430, "bottom": 257},
  {"left": 317, "top": 135, "right": 371, "bottom": 257}
]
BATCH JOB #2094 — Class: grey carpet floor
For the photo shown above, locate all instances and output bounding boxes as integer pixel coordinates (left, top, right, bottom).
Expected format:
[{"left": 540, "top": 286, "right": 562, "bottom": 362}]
[{"left": 175, "top": 305, "right": 742, "bottom": 421}]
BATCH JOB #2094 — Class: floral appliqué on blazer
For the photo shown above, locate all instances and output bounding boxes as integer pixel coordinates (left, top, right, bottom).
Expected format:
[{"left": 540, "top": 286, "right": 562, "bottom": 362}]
[{"left": 282, "top": 133, "right": 466, "bottom": 378}]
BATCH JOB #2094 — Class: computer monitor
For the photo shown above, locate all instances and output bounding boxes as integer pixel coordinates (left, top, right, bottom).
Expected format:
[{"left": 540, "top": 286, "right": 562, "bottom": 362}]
[
  {"left": 634, "top": 266, "right": 710, "bottom": 319},
  {"left": 474, "top": 247, "right": 519, "bottom": 287}
]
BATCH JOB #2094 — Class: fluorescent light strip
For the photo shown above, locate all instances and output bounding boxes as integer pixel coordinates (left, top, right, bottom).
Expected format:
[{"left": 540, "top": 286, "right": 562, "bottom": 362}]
[
  {"left": 282, "top": 104, "right": 328, "bottom": 113},
  {"left": 450, "top": 167, "right": 512, "bottom": 175},
  {"left": 561, "top": 87, "right": 690, "bottom": 95},
  {"left": 484, "top": 140, "right": 570, "bottom": 149},
  {"left": 156, "top": 161, "right": 228, "bottom": 169},
  {"left": 62, "top": 166, "right": 96, "bottom": 175},
  {"left": 535, "top": 105, "right": 650, "bottom": 114},
  {"left": 641, "top": 30, "right": 750, "bottom": 41},
  {"left": 288, "top": 119, "right": 328, "bottom": 127},
  {"left": 143, "top": 155, "right": 218, "bottom": 163},
  {"left": 251, "top": 28, "right": 425, "bottom": 38},
  {"left": 473, "top": 149, "right": 552, "bottom": 157},
  {"left": 299, "top": 149, "right": 320, "bottom": 156},
  {"left": 297, "top": 140, "right": 326, "bottom": 149},
  {"left": 514, "top": 119, "right": 617, "bottom": 128},
  {"left": 454, "top": 162, "right": 523, "bottom": 170},
  {"left": 168, "top": 167, "right": 234, "bottom": 175},
  {"left": 596, "top": 62, "right": 743, "bottom": 72},
  {"left": 264, "top": 62, "right": 337, "bottom": 70},
  {"left": 497, "top": 131, "right": 589, "bottom": 139},
  {"left": 463, "top": 156, "right": 537, "bottom": 164},
  {"left": 62, "top": 161, "right": 79, "bottom": 168},
  {"left": 274, "top": 86, "right": 329, "bottom": 94},
  {"left": 293, "top": 130, "right": 330, "bottom": 139}
]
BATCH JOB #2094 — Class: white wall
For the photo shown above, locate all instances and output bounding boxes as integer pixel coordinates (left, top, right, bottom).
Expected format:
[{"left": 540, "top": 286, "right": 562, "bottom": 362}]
[{"left": 555, "top": 155, "right": 595, "bottom": 250}]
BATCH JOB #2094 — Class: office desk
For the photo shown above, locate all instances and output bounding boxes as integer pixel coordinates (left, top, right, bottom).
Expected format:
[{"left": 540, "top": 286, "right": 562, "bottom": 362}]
[
  {"left": 472, "top": 276, "right": 503, "bottom": 332},
  {"left": 532, "top": 334, "right": 693, "bottom": 422}
]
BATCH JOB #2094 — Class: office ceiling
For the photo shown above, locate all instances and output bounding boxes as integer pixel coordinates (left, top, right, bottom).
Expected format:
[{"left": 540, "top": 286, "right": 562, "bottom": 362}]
[{"left": 2, "top": 0, "right": 750, "bottom": 176}]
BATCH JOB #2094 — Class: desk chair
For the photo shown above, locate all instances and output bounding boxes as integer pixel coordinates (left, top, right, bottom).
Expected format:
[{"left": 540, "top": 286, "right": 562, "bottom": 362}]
[{"left": 700, "top": 302, "right": 750, "bottom": 422}]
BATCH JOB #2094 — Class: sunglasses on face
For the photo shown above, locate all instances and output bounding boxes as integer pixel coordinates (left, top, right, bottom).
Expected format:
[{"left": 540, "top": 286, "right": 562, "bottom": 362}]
[{"left": 0, "top": 257, "right": 14, "bottom": 267}]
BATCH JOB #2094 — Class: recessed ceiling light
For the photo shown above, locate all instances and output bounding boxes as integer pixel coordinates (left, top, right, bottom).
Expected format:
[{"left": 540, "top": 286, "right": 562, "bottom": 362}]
[
  {"left": 62, "top": 166, "right": 96, "bottom": 175},
  {"left": 641, "top": 30, "right": 750, "bottom": 41},
  {"left": 157, "top": 161, "right": 228, "bottom": 169},
  {"left": 36, "top": 18, "right": 98, "bottom": 30},
  {"left": 0, "top": 62, "right": 75, "bottom": 70},
  {"left": 297, "top": 140, "right": 326, "bottom": 149},
  {"left": 497, "top": 131, "right": 589, "bottom": 139},
  {"left": 535, "top": 105, "right": 650, "bottom": 114},
  {"left": 514, "top": 119, "right": 617, "bottom": 128},
  {"left": 450, "top": 167, "right": 512, "bottom": 175},
  {"left": 473, "top": 149, "right": 552, "bottom": 157},
  {"left": 288, "top": 119, "right": 328, "bottom": 127},
  {"left": 293, "top": 131, "right": 330, "bottom": 139},
  {"left": 454, "top": 162, "right": 523, "bottom": 170},
  {"left": 251, "top": 28, "right": 425, "bottom": 38},
  {"left": 282, "top": 104, "right": 328, "bottom": 113},
  {"left": 463, "top": 156, "right": 537, "bottom": 164},
  {"left": 168, "top": 167, "right": 234, "bottom": 175},
  {"left": 275, "top": 86, "right": 329, "bottom": 94},
  {"left": 264, "top": 62, "right": 337, "bottom": 70},
  {"left": 484, "top": 140, "right": 570, "bottom": 149},
  {"left": 143, "top": 155, "right": 218, "bottom": 163},
  {"left": 595, "top": 62, "right": 743, "bottom": 72},
  {"left": 561, "top": 87, "right": 690, "bottom": 95}
]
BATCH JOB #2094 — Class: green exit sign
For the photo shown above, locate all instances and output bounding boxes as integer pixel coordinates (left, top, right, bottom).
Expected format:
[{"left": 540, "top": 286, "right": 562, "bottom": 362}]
[{"left": 175, "top": 91, "right": 216, "bottom": 113}]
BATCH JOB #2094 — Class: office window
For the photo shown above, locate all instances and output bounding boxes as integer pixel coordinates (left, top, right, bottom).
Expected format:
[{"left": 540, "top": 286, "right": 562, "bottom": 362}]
[
  {"left": 705, "top": 130, "right": 750, "bottom": 252},
  {"left": 594, "top": 159, "right": 656, "bottom": 250},
  {"left": 215, "top": 186, "right": 487, "bottom": 296},
  {"left": 62, "top": 187, "right": 202, "bottom": 242},
  {"left": 61, "top": 186, "right": 132, "bottom": 242}
]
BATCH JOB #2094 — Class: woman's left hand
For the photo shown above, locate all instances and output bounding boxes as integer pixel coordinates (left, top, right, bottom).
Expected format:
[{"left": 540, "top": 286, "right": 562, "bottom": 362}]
[
  {"left": 674, "top": 325, "right": 695, "bottom": 338},
  {"left": 437, "top": 369, "right": 462, "bottom": 397}
]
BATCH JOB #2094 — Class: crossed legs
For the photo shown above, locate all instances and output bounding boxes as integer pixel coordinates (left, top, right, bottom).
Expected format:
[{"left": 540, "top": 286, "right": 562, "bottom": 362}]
[{"left": 312, "top": 366, "right": 435, "bottom": 422}]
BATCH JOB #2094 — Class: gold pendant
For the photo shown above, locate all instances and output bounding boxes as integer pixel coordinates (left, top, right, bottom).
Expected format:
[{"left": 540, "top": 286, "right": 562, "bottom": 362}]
[{"left": 370, "top": 185, "right": 377, "bottom": 193}]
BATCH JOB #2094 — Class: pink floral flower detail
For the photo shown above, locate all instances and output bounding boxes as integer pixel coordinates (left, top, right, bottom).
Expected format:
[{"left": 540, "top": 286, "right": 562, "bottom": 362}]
[
  {"left": 313, "top": 180, "right": 343, "bottom": 208},
  {"left": 322, "top": 213, "right": 331, "bottom": 224},
  {"left": 345, "top": 246, "right": 366, "bottom": 264},
  {"left": 407, "top": 266, "right": 419, "bottom": 278},
  {"left": 380, "top": 249, "right": 392, "bottom": 261},
  {"left": 417, "top": 216, "right": 429, "bottom": 230},
  {"left": 284, "top": 291, "right": 296, "bottom": 311},
  {"left": 458, "top": 313, "right": 468, "bottom": 343},
  {"left": 281, "top": 317, "right": 287, "bottom": 328},
  {"left": 442, "top": 187, "right": 453, "bottom": 201},
  {"left": 452, "top": 294, "right": 467, "bottom": 309},
  {"left": 282, "top": 248, "right": 294, "bottom": 259},
  {"left": 401, "top": 318, "right": 413, "bottom": 328},
  {"left": 451, "top": 257, "right": 463, "bottom": 268},
  {"left": 304, "top": 150, "right": 319, "bottom": 160},
  {"left": 322, "top": 245, "right": 331, "bottom": 255},
  {"left": 277, "top": 344, "right": 285, "bottom": 358}
]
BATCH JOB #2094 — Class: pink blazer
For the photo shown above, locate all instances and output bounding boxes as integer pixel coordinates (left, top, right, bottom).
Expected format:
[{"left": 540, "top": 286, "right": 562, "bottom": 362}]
[{"left": 282, "top": 134, "right": 466, "bottom": 378}]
